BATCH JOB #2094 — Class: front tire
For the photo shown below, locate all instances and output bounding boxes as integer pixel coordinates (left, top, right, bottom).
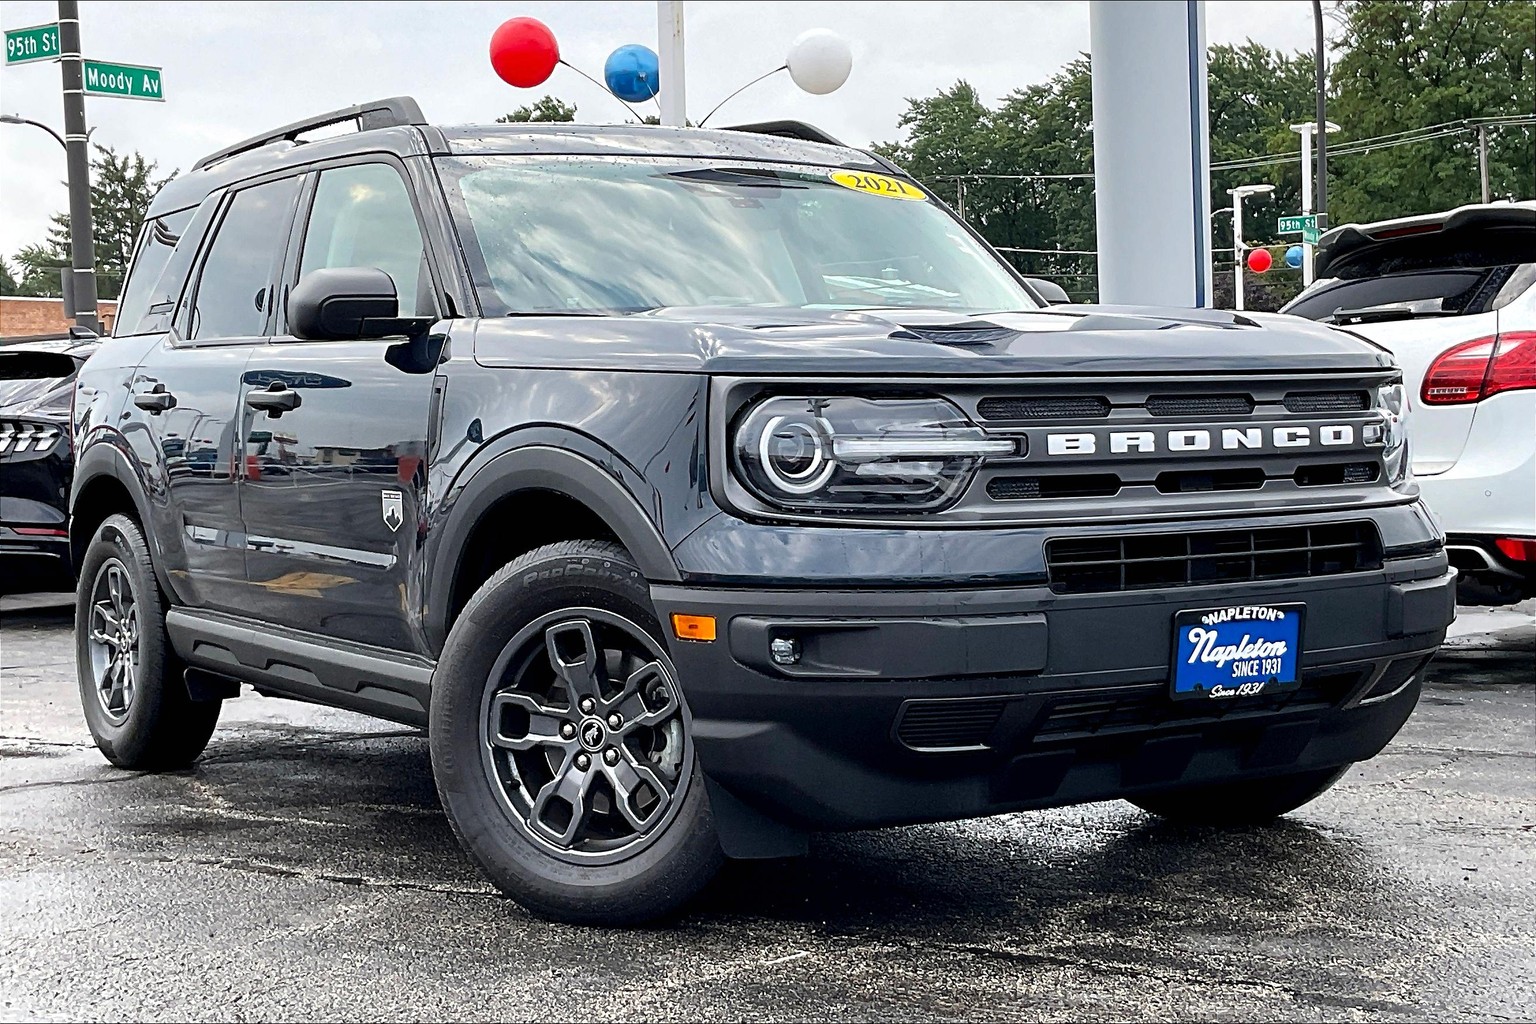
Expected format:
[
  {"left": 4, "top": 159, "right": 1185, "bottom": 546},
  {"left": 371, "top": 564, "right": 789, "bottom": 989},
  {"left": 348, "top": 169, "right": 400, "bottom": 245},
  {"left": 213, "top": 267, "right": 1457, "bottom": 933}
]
[
  {"left": 430, "top": 540, "right": 723, "bottom": 924},
  {"left": 1128, "top": 765, "right": 1349, "bottom": 825},
  {"left": 74, "top": 513, "right": 221, "bottom": 769}
]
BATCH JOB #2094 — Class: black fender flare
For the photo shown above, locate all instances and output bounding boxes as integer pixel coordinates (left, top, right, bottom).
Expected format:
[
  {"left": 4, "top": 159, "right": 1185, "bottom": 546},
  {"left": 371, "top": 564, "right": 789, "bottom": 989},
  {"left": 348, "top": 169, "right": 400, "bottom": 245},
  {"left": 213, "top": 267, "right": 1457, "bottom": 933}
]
[
  {"left": 424, "top": 442, "right": 681, "bottom": 651},
  {"left": 69, "top": 436, "right": 177, "bottom": 596}
]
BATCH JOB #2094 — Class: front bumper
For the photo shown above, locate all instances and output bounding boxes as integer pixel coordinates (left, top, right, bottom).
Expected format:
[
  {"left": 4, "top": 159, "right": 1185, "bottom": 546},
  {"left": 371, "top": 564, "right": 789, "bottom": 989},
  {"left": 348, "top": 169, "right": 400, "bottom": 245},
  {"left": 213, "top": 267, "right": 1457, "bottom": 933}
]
[{"left": 652, "top": 555, "right": 1454, "bottom": 835}]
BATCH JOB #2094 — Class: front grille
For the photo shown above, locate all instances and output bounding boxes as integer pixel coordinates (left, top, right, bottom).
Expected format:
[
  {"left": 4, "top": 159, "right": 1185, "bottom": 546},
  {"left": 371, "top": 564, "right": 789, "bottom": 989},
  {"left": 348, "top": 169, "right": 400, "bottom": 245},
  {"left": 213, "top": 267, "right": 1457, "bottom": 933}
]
[
  {"left": 896, "top": 698, "right": 1006, "bottom": 751},
  {"left": 1045, "top": 521, "right": 1383, "bottom": 594},
  {"left": 1033, "top": 670, "right": 1361, "bottom": 742},
  {"left": 1144, "top": 394, "right": 1255, "bottom": 416},
  {"left": 977, "top": 395, "right": 1110, "bottom": 421},
  {"left": 1154, "top": 468, "right": 1265, "bottom": 493},
  {"left": 988, "top": 473, "right": 1121, "bottom": 500},
  {"left": 1284, "top": 390, "right": 1370, "bottom": 413},
  {"left": 0, "top": 420, "right": 63, "bottom": 457}
]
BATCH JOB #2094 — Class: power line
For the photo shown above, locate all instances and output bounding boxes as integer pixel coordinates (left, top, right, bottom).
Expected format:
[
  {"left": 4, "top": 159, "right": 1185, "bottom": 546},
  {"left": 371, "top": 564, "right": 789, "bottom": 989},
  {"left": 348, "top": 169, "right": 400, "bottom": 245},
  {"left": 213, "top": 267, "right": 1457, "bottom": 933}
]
[{"left": 943, "top": 115, "right": 1535, "bottom": 181}]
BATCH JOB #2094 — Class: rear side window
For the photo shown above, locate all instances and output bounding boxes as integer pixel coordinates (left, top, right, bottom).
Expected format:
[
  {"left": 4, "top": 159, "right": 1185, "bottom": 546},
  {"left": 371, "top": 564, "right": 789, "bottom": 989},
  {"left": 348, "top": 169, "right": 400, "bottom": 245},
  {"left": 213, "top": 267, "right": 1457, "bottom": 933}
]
[
  {"left": 1286, "top": 270, "right": 1491, "bottom": 321},
  {"left": 188, "top": 176, "right": 301, "bottom": 340},
  {"left": 298, "top": 163, "right": 431, "bottom": 317},
  {"left": 114, "top": 208, "right": 194, "bottom": 336}
]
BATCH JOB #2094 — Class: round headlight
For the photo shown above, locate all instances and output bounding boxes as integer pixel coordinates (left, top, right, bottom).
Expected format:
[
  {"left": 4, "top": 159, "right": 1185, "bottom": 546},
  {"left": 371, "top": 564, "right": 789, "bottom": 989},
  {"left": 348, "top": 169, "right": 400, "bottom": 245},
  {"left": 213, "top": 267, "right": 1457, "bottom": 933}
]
[{"left": 758, "top": 413, "right": 835, "bottom": 494}]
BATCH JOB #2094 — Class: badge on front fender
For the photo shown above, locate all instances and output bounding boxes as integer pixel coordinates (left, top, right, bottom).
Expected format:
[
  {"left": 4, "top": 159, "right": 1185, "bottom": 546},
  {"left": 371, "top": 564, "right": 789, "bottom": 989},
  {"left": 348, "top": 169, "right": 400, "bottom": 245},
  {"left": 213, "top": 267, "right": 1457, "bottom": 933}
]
[{"left": 382, "top": 489, "right": 404, "bottom": 532}]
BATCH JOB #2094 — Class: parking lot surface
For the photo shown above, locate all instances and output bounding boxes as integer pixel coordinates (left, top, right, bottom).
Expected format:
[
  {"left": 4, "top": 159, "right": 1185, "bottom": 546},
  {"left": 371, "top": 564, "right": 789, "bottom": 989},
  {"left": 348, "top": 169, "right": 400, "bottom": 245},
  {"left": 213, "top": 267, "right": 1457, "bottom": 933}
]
[{"left": 1, "top": 595, "right": 1532, "bottom": 1022}]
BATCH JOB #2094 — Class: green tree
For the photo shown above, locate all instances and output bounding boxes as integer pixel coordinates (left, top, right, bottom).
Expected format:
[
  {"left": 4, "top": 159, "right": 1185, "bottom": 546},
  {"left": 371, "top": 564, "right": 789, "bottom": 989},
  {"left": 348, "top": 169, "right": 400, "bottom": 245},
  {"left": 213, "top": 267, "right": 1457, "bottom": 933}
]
[
  {"left": 1206, "top": 43, "right": 1318, "bottom": 253},
  {"left": 0, "top": 256, "right": 20, "bottom": 296},
  {"left": 12, "top": 144, "right": 169, "bottom": 299},
  {"left": 497, "top": 96, "right": 577, "bottom": 123},
  {"left": 1328, "top": 0, "right": 1535, "bottom": 222}
]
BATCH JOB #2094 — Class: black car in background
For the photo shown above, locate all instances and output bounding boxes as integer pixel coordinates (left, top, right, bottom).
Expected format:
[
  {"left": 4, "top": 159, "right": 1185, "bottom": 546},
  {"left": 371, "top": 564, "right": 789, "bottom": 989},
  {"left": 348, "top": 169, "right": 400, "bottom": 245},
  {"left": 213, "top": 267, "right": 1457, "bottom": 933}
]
[{"left": 1, "top": 338, "right": 96, "bottom": 593}]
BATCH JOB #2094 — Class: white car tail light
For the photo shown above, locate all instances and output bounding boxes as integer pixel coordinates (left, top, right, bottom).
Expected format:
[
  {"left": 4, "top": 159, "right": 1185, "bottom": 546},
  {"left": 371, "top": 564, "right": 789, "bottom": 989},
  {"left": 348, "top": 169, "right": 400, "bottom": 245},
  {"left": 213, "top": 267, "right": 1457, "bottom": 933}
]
[{"left": 1420, "top": 331, "right": 1536, "bottom": 405}]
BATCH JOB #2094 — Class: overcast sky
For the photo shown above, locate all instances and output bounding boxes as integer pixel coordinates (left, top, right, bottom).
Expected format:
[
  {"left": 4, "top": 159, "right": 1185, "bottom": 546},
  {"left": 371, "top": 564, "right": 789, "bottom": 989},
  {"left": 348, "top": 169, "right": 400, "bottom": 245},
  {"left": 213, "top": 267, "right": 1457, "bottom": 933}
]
[{"left": 0, "top": 0, "right": 1320, "bottom": 259}]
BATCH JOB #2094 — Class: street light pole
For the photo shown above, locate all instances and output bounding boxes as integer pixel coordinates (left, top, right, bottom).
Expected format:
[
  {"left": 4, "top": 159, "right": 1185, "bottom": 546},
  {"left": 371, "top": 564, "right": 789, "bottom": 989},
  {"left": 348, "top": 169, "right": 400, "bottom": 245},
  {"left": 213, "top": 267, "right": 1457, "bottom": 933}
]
[
  {"left": 1312, "top": 0, "right": 1329, "bottom": 234},
  {"left": 0, "top": 114, "right": 67, "bottom": 151},
  {"left": 1478, "top": 124, "right": 1491, "bottom": 203},
  {"left": 1233, "top": 196, "right": 1245, "bottom": 312},
  {"left": 57, "top": 0, "right": 99, "bottom": 333},
  {"left": 1227, "top": 183, "right": 1275, "bottom": 312}
]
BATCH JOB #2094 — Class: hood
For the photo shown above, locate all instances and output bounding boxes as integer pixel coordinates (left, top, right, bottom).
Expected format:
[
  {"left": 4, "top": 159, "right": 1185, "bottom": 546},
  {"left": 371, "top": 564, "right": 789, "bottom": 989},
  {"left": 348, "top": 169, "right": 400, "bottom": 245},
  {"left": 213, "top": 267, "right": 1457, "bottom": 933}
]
[{"left": 472, "top": 304, "right": 1394, "bottom": 378}]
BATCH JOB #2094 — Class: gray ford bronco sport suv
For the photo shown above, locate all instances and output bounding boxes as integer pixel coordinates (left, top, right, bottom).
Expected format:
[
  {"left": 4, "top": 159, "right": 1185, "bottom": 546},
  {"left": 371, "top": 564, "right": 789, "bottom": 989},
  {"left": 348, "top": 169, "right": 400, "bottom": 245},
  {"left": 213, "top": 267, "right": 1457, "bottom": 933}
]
[{"left": 71, "top": 97, "right": 1455, "bottom": 923}]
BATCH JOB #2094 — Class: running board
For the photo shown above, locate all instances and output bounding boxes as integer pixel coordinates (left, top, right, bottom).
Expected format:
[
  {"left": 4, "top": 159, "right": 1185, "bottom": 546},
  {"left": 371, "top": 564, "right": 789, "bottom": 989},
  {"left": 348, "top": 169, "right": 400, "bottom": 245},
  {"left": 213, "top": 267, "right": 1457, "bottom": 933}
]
[{"left": 165, "top": 608, "right": 433, "bottom": 728}]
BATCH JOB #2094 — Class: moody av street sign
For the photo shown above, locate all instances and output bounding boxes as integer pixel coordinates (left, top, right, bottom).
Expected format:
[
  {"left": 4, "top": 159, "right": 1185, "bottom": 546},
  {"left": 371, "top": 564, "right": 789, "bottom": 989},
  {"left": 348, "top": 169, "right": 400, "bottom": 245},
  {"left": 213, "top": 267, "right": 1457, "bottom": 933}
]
[{"left": 83, "top": 60, "right": 164, "bottom": 100}]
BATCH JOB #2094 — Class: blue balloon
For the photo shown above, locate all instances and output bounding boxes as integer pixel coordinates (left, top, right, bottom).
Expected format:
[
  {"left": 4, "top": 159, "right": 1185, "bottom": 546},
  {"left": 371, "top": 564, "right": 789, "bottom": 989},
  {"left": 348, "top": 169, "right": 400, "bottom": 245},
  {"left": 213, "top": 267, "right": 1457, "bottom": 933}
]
[
  {"left": 604, "top": 44, "right": 660, "bottom": 103},
  {"left": 1285, "top": 244, "right": 1304, "bottom": 269}
]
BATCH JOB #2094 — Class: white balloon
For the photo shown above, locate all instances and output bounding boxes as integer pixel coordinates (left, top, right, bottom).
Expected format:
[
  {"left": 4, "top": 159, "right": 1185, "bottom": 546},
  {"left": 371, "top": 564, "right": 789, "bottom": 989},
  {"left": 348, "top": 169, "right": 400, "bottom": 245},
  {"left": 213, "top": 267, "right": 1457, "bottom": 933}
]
[{"left": 787, "top": 29, "right": 852, "bottom": 95}]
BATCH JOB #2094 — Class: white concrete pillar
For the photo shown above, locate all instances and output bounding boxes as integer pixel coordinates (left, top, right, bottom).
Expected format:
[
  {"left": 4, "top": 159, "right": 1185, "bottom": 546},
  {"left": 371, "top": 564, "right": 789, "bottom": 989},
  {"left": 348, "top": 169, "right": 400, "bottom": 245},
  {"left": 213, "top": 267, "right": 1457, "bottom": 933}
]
[
  {"left": 1089, "top": 1, "right": 1212, "bottom": 306},
  {"left": 658, "top": 1, "right": 687, "bottom": 127}
]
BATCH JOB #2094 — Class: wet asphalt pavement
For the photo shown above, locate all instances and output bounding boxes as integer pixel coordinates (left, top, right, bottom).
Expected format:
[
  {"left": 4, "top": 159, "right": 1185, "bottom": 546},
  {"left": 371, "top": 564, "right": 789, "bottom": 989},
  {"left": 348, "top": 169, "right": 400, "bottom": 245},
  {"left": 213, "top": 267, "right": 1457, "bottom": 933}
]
[{"left": 1, "top": 595, "right": 1532, "bottom": 1022}]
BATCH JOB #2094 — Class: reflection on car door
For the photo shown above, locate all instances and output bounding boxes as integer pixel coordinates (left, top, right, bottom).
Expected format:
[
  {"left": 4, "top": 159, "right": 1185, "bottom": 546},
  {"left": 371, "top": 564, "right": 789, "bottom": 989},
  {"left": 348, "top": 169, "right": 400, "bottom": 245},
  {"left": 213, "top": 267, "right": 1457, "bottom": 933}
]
[
  {"left": 125, "top": 176, "right": 301, "bottom": 614},
  {"left": 238, "top": 160, "right": 440, "bottom": 652}
]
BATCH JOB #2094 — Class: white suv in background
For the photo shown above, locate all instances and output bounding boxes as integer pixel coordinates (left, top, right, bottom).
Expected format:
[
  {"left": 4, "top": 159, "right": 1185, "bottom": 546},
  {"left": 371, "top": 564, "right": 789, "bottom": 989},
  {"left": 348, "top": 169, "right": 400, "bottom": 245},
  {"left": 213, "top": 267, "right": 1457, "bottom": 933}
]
[{"left": 1284, "top": 202, "right": 1535, "bottom": 603}]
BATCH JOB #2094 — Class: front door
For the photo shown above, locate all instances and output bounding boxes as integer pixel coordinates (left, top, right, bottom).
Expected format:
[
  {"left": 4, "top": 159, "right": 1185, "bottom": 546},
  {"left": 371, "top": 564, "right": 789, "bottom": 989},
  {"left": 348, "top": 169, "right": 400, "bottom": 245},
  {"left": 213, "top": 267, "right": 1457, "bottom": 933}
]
[{"left": 237, "top": 160, "right": 440, "bottom": 652}]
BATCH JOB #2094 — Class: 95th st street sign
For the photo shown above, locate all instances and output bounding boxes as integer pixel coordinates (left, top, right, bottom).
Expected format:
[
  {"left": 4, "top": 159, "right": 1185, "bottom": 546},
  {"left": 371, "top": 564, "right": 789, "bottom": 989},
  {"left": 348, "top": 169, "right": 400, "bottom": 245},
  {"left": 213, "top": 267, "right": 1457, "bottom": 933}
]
[
  {"left": 1279, "top": 213, "right": 1321, "bottom": 245},
  {"left": 5, "top": 22, "right": 60, "bottom": 65},
  {"left": 83, "top": 59, "right": 164, "bottom": 101}
]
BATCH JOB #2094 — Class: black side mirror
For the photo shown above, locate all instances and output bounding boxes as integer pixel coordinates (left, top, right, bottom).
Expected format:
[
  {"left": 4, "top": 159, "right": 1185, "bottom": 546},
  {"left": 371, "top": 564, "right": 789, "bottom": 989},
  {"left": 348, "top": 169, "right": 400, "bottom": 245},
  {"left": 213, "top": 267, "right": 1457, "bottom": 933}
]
[
  {"left": 289, "top": 267, "right": 429, "bottom": 341},
  {"left": 1022, "top": 277, "right": 1072, "bottom": 306}
]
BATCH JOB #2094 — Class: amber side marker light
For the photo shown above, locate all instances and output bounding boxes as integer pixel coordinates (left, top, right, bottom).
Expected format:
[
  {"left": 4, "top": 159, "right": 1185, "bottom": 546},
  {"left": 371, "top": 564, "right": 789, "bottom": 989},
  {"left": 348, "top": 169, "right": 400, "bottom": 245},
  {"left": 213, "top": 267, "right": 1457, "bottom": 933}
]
[{"left": 671, "top": 613, "right": 717, "bottom": 642}]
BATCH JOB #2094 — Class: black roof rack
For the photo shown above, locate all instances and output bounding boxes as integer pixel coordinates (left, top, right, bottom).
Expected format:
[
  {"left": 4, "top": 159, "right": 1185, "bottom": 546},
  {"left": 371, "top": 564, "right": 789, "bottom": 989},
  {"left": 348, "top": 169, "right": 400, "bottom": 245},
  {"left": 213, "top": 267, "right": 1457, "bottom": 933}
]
[
  {"left": 192, "top": 96, "right": 427, "bottom": 171},
  {"left": 721, "top": 120, "right": 846, "bottom": 148}
]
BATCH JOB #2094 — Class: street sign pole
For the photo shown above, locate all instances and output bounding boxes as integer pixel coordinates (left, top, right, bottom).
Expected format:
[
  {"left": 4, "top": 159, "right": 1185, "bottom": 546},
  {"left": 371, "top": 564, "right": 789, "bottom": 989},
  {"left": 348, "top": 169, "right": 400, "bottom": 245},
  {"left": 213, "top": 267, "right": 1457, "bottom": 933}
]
[{"left": 57, "top": 0, "right": 98, "bottom": 333}]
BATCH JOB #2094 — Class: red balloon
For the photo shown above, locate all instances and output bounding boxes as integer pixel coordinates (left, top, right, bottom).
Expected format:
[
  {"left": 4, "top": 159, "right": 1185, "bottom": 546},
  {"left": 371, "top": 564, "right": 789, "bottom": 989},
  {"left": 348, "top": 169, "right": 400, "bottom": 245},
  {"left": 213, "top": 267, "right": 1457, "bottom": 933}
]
[
  {"left": 489, "top": 17, "right": 560, "bottom": 88},
  {"left": 1247, "top": 247, "right": 1273, "bottom": 274}
]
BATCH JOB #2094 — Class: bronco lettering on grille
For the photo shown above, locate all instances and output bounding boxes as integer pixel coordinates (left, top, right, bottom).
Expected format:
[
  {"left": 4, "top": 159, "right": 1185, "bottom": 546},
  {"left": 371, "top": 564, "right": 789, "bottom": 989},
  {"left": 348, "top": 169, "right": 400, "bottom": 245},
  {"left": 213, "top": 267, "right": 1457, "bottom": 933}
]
[{"left": 1043, "top": 424, "right": 1357, "bottom": 456}]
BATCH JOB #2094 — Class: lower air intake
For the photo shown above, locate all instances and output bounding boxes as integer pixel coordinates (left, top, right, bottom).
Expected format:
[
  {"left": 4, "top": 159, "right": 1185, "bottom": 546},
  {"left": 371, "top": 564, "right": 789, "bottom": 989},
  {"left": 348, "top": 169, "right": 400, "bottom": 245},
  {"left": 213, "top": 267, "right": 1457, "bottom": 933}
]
[{"left": 895, "top": 698, "right": 1006, "bottom": 751}]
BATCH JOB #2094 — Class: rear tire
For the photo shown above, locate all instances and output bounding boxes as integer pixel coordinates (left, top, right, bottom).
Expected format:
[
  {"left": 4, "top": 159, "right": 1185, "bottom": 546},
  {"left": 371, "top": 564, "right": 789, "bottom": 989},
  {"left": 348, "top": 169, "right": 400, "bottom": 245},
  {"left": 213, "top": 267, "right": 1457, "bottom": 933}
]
[
  {"left": 74, "top": 513, "right": 221, "bottom": 769},
  {"left": 1127, "top": 765, "right": 1349, "bottom": 825},
  {"left": 430, "top": 540, "right": 723, "bottom": 924}
]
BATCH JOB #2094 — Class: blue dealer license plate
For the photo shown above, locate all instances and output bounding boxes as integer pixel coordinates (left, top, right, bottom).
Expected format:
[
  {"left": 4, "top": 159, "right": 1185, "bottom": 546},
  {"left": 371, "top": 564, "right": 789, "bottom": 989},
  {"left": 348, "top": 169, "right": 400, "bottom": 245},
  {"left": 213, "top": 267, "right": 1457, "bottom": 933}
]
[{"left": 1171, "top": 604, "right": 1303, "bottom": 701}]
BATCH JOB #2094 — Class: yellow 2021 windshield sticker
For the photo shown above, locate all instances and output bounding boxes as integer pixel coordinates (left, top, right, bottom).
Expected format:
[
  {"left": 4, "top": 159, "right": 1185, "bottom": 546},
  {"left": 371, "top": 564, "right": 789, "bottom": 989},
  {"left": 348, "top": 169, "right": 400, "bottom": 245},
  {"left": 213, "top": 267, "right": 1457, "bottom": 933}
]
[{"left": 829, "top": 171, "right": 927, "bottom": 201}]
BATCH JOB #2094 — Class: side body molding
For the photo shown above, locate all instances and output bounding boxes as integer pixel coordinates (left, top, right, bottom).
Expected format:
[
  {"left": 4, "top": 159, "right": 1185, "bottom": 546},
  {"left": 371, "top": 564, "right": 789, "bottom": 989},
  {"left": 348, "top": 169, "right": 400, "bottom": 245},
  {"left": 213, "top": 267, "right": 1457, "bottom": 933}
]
[{"left": 423, "top": 443, "right": 682, "bottom": 652}]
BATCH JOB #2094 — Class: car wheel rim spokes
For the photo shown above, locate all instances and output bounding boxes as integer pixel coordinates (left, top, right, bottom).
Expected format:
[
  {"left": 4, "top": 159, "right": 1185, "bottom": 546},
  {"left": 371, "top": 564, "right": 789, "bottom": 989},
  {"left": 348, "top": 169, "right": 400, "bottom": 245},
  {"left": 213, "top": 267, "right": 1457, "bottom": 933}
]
[
  {"left": 87, "top": 560, "right": 139, "bottom": 724},
  {"left": 480, "top": 608, "right": 692, "bottom": 864}
]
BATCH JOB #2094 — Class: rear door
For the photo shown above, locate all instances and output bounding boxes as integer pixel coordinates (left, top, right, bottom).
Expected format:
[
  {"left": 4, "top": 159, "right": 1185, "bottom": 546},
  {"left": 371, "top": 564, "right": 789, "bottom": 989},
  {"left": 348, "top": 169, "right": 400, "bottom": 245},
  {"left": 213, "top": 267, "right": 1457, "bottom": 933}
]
[
  {"left": 125, "top": 176, "right": 302, "bottom": 613},
  {"left": 237, "top": 158, "right": 442, "bottom": 652}
]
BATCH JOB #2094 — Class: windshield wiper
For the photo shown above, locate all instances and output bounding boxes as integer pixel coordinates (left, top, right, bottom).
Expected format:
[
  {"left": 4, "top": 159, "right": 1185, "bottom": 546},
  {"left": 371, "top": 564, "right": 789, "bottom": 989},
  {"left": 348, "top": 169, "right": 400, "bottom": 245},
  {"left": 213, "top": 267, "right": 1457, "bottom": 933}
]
[{"left": 1321, "top": 304, "right": 1455, "bottom": 325}]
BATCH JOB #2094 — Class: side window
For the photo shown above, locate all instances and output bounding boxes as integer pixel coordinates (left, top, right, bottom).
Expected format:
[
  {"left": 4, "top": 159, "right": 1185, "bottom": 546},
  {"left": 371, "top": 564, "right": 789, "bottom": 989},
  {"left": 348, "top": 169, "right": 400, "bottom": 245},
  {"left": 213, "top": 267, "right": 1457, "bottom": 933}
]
[
  {"left": 299, "top": 163, "right": 430, "bottom": 317},
  {"left": 114, "top": 208, "right": 194, "bottom": 336},
  {"left": 189, "top": 176, "right": 301, "bottom": 341}
]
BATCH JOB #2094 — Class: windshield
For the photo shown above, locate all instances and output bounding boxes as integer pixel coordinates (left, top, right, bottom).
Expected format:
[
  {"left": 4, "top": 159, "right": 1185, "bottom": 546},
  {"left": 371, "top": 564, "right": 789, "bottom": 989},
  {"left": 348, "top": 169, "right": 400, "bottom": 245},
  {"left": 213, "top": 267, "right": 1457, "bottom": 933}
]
[{"left": 437, "top": 156, "right": 1035, "bottom": 316}]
